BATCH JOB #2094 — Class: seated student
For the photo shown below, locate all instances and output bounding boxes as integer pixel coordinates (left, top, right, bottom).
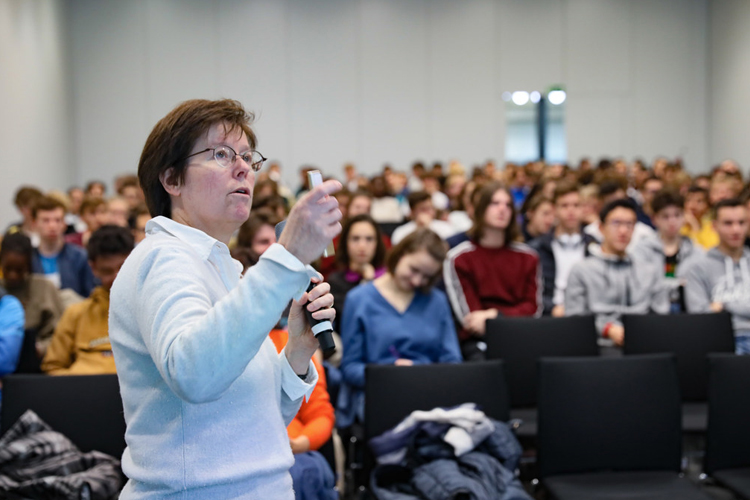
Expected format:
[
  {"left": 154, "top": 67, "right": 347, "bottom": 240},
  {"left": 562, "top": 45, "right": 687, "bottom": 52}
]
[
  {"left": 391, "top": 191, "right": 457, "bottom": 245},
  {"left": 0, "top": 233, "right": 64, "bottom": 358},
  {"left": 31, "top": 196, "right": 94, "bottom": 298},
  {"left": 236, "top": 208, "right": 280, "bottom": 257},
  {"left": 0, "top": 286, "right": 24, "bottom": 405},
  {"left": 566, "top": 199, "right": 669, "bottom": 350},
  {"left": 521, "top": 194, "right": 555, "bottom": 242},
  {"left": 269, "top": 329, "right": 337, "bottom": 500},
  {"left": 445, "top": 182, "right": 541, "bottom": 360},
  {"left": 680, "top": 199, "right": 750, "bottom": 354},
  {"left": 327, "top": 215, "right": 387, "bottom": 333},
  {"left": 41, "top": 225, "right": 134, "bottom": 375},
  {"left": 65, "top": 196, "right": 108, "bottom": 248},
  {"left": 682, "top": 184, "right": 719, "bottom": 249},
  {"left": 530, "top": 181, "right": 596, "bottom": 317},
  {"left": 338, "top": 229, "right": 462, "bottom": 427},
  {"left": 5, "top": 186, "right": 43, "bottom": 246},
  {"left": 637, "top": 175, "right": 664, "bottom": 229},
  {"left": 632, "top": 190, "right": 701, "bottom": 314},
  {"left": 583, "top": 179, "right": 655, "bottom": 252}
]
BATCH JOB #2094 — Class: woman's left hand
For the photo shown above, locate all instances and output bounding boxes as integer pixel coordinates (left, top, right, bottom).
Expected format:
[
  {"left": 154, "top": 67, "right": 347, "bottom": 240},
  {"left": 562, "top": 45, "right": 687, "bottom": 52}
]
[{"left": 286, "top": 280, "right": 336, "bottom": 375}]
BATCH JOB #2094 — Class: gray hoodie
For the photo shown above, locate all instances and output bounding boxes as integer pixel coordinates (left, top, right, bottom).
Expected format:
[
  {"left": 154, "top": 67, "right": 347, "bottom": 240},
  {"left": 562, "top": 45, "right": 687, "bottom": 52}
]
[
  {"left": 678, "top": 247, "right": 750, "bottom": 333},
  {"left": 565, "top": 245, "right": 669, "bottom": 340},
  {"left": 631, "top": 232, "right": 702, "bottom": 298}
]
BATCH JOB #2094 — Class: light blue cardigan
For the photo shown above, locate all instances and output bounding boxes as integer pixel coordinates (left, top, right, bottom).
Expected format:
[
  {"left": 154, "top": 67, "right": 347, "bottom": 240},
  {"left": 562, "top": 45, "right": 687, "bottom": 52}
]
[{"left": 109, "top": 217, "right": 318, "bottom": 499}]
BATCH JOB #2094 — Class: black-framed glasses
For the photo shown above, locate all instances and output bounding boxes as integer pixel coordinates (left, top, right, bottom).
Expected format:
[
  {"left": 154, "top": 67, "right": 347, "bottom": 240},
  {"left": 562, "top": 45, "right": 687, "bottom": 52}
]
[{"left": 180, "top": 146, "right": 266, "bottom": 172}]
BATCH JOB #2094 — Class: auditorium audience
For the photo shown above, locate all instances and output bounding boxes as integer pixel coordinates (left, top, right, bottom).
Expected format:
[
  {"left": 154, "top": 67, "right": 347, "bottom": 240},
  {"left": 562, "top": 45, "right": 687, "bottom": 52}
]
[
  {"left": 368, "top": 175, "right": 403, "bottom": 223},
  {"left": 41, "top": 225, "right": 134, "bottom": 375},
  {"left": 530, "top": 181, "right": 595, "bottom": 317},
  {"left": 85, "top": 180, "right": 106, "bottom": 199},
  {"left": 632, "top": 190, "right": 701, "bottom": 314},
  {"left": 0, "top": 232, "right": 64, "bottom": 358},
  {"left": 682, "top": 184, "right": 717, "bottom": 249},
  {"left": 30, "top": 196, "right": 94, "bottom": 298},
  {"left": 106, "top": 196, "right": 130, "bottom": 227},
  {"left": 337, "top": 229, "right": 462, "bottom": 427},
  {"left": 637, "top": 175, "right": 664, "bottom": 228},
  {"left": 680, "top": 198, "right": 750, "bottom": 354},
  {"left": 445, "top": 182, "right": 540, "bottom": 360},
  {"left": 566, "top": 199, "right": 669, "bottom": 350}
]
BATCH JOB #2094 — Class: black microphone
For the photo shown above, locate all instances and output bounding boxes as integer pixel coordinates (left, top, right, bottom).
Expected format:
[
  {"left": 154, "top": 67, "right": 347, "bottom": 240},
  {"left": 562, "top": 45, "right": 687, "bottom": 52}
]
[{"left": 275, "top": 220, "right": 336, "bottom": 354}]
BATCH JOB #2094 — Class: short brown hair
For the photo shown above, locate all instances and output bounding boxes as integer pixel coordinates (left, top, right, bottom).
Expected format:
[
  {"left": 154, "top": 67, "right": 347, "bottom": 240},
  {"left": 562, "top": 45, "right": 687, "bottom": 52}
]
[
  {"left": 236, "top": 208, "right": 280, "bottom": 249},
  {"left": 14, "top": 186, "right": 43, "bottom": 209},
  {"left": 651, "top": 189, "right": 684, "bottom": 215},
  {"left": 386, "top": 228, "right": 447, "bottom": 291},
  {"left": 32, "top": 196, "right": 66, "bottom": 219},
  {"left": 336, "top": 214, "right": 386, "bottom": 270},
  {"left": 469, "top": 182, "right": 519, "bottom": 245},
  {"left": 407, "top": 191, "right": 432, "bottom": 211},
  {"left": 553, "top": 180, "right": 579, "bottom": 203},
  {"left": 80, "top": 196, "right": 106, "bottom": 216},
  {"left": 138, "top": 99, "right": 257, "bottom": 218}
]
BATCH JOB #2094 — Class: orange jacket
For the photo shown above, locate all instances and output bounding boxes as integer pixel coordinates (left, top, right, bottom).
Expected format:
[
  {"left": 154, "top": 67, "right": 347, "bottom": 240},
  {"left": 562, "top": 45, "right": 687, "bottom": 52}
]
[{"left": 269, "top": 329, "right": 335, "bottom": 451}]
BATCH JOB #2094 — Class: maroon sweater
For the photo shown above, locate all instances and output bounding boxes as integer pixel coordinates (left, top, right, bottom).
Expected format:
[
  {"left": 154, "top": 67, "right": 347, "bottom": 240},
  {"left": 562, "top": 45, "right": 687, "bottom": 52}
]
[{"left": 445, "top": 240, "right": 541, "bottom": 340}]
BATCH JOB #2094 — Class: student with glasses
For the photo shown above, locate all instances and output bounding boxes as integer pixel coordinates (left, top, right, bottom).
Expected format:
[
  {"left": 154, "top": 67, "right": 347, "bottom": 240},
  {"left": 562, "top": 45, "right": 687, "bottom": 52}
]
[
  {"left": 109, "top": 99, "right": 342, "bottom": 499},
  {"left": 565, "top": 198, "right": 669, "bottom": 352}
]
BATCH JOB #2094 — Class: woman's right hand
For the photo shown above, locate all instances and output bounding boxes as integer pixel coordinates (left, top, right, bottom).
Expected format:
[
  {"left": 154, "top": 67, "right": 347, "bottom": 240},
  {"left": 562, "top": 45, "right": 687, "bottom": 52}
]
[
  {"left": 351, "top": 262, "right": 375, "bottom": 281},
  {"left": 279, "top": 180, "right": 343, "bottom": 265}
]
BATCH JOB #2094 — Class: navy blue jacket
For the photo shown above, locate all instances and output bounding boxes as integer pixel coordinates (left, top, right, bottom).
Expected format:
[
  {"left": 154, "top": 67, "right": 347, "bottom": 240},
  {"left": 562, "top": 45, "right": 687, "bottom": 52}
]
[
  {"left": 528, "top": 229, "right": 596, "bottom": 316},
  {"left": 31, "top": 244, "right": 94, "bottom": 298}
]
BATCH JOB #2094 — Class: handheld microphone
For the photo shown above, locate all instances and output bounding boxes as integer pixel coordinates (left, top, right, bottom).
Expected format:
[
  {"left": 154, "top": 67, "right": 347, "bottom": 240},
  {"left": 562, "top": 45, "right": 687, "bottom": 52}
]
[{"left": 275, "top": 219, "right": 336, "bottom": 354}]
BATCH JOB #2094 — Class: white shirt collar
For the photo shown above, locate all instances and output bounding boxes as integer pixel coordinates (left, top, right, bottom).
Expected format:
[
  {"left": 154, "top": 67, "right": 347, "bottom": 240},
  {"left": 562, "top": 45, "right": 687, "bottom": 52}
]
[{"left": 146, "top": 216, "right": 228, "bottom": 262}]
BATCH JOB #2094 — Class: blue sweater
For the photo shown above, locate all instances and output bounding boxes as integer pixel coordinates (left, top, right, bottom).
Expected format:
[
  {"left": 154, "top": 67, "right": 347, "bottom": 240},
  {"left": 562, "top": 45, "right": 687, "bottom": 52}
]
[
  {"left": 337, "top": 283, "right": 461, "bottom": 426},
  {"left": 0, "top": 291, "right": 25, "bottom": 402}
]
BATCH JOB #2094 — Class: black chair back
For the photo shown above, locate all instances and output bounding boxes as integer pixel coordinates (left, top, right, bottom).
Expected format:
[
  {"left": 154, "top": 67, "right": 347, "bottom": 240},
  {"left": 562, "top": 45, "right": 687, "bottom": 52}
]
[
  {"left": 365, "top": 360, "right": 509, "bottom": 439},
  {"left": 623, "top": 313, "right": 735, "bottom": 401},
  {"left": 1, "top": 374, "right": 126, "bottom": 458},
  {"left": 705, "top": 354, "right": 750, "bottom": 475},
  {"left": 485, "top": 315, "right": 598, "bottom": 408},
  {"left": 537, "top": 354, "right": 682, "bottom": 478}
]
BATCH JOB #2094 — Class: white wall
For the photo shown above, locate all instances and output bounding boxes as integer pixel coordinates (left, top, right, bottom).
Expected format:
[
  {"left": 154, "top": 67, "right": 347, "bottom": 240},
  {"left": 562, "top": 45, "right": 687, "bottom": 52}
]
[
  {"left": 0, "top": 0, "right": 72, "bottom": 230},
  {"left": 1, "top": 0, "right": 713, "bottom": 230},
  {"left": 709, "top": 0, "right": 750, "bottom": 170}
]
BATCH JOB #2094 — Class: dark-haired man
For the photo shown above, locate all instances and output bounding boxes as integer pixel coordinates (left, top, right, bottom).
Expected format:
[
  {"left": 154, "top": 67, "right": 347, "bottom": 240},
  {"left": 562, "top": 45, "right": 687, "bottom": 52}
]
[
  {"left": 566, "top": 199, "right": 668, "bottom": 349},
  {"left": 530, "top": 182, "right": 596, "bottom": 316},
  {"left": 680, "top": 199, "right": 750, "bottom": 354},
  {"left": 31, "top": 196, "right": 94, "bottom": 298},
  {"left": 42, "top": 225, "right": 134, "bottom": 374},
  {"left": 583, "top": 179, "right": 654, "bottom": 252}
]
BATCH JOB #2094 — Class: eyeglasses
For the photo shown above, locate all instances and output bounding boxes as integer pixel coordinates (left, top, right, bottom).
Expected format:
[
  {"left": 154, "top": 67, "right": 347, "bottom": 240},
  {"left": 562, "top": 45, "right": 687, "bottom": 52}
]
[
  {"left": 607, "top": 220, "right": 636, "bottom": 230},
  {"left": 180, "top": 146, "right": 266, "bottom": 172}
]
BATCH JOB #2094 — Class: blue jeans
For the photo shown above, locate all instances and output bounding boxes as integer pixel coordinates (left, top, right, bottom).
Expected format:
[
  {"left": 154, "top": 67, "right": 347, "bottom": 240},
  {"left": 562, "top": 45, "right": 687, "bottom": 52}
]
[{"left": 736, "top": 334, "right": 750, "bottom": 355}]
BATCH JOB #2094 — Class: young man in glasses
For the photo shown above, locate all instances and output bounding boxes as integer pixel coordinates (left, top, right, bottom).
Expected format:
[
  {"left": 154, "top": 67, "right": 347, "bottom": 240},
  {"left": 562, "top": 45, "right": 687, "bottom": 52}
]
[{"left": 565, "top": 199, "right": 669, "bottom": 351}]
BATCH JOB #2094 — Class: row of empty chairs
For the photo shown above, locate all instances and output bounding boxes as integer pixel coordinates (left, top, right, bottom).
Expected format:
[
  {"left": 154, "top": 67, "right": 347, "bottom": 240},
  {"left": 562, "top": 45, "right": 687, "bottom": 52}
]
[
  {"left": 365, "top": 354, "right": 750, "bottom": 499},
  {"left": 484, "top": 312, "right": 736, "bottom": 436}
]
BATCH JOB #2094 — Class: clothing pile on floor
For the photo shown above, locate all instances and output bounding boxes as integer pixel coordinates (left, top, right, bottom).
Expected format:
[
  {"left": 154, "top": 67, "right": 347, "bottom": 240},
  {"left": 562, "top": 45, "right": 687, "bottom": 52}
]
[
  {"left": 0, "top": 410, "right": 123, "bottom": 499},
  {"left": 368, "top": 403, "right": 531, "bottom": 500}
]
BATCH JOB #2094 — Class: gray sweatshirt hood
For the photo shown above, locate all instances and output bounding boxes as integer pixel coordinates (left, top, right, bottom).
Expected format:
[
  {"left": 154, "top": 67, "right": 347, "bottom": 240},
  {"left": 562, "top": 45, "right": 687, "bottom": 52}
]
[{"left": 680, "top": 247, "right": 750, "bottom": 333}]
